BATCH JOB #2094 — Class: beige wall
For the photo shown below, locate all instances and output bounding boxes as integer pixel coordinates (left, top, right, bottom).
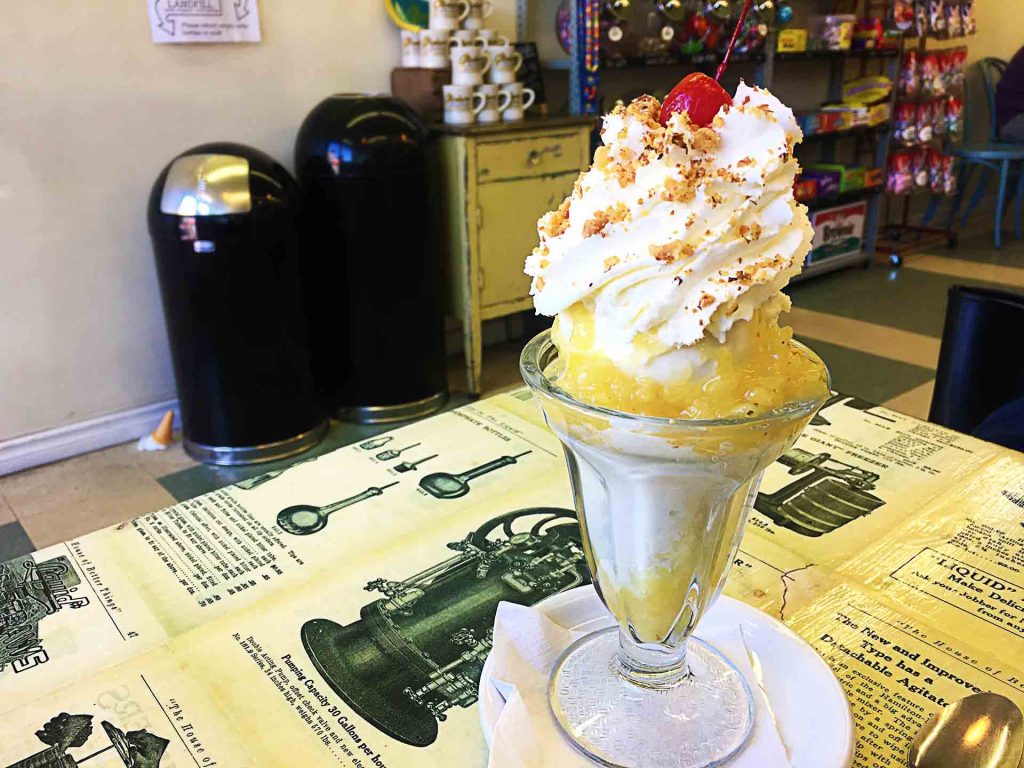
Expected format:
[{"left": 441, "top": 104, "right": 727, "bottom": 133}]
[{"left": 0, "top": 1, "right": 515, "bottom": 444}]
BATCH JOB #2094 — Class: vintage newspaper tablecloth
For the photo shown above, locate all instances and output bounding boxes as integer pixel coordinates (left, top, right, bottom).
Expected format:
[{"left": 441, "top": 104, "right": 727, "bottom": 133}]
[{"left": 2, "top": 389, "right": 1022, "bottom": 767}]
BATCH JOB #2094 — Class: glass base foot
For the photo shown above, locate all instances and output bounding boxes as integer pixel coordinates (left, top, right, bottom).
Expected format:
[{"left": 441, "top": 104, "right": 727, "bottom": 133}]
[{"left": 549, "top": 627, "right": 754, "bottom": 768}]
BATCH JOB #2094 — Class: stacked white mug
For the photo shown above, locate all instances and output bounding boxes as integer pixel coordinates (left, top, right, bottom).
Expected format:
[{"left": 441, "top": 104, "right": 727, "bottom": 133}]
[{"left": 398, "top": 0, "right": 535, "bottom": 126}]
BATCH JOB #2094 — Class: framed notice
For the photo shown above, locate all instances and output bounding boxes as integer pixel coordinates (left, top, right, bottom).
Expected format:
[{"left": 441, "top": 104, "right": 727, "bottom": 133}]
[{"left": 148, "top": 0, "right": 262, "bottom": 44}]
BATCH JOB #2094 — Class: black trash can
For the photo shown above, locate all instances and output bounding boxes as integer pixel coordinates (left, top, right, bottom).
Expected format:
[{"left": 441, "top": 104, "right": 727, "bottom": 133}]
[
  {"left": 296, "top": 95, "right": 448, "bottom": 424},
  {"left": 148, "top": 143, "right": 328, "bottom": 465}
]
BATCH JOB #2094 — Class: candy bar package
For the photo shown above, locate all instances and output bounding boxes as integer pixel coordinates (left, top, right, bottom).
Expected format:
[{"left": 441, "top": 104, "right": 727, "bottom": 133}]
[
  {"left": 895, "top": 101, "right": 918, "bottom": 144},
  {"left": 886, "top": 150, "right": 913, "bottom": 194}
]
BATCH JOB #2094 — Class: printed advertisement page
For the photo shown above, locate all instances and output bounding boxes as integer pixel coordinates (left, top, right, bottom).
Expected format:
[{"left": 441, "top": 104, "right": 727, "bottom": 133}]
[
  {"left": 838, "top": 451, "right": 1024, "bottom": 658},
  {"left": 746, "top": 394, "right": 998, "bottom": 566},
  {"left": 0, "top": 647, "right": 255, "bottom": 767},
  {"left": 787, "top": 583, "right": 1024, "bottom": 768},
  {"left": 0, "top": 541, "right": 167, "bottom": 716},
  {"left": 0, "top": 398, "right": 569, "bottom": 699},
  {"left": 721, "top": 531, "right": 841, "bottom": 622},
  {"left": 173, "top": 493, "right": 587, "bottom": 768}
]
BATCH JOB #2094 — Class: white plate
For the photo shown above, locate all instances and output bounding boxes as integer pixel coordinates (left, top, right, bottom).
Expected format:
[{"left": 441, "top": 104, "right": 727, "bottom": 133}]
[{"left": 479, "top": 586, "right": 854, "bottom": 768}]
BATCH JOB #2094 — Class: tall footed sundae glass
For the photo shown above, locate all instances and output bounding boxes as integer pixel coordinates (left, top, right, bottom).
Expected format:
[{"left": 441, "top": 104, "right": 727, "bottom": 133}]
[{"left": 519, "top": 75, "right": 830, "bottom": 767}]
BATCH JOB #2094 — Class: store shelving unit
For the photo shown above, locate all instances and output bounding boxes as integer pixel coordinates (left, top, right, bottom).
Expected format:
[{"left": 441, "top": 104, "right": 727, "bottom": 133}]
[
  {"left": 551, "top": 2, "right": 900, "bottom": 279},
  {"left": 876, "top": 33, "right": 964, "bottom": 258}
]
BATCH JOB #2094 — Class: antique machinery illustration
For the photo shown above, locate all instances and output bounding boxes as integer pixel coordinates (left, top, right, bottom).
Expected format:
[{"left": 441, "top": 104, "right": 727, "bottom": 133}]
[
  {"left": 277, "top": 483, "right": 400, "bottom": 536},
  {"left": 5, "top": 713, "right": 168, "bottom": 768},
  {"left": 1, "top": 556, "right": 87, "bottom": 673},
  {"left": 394, "top": 454, "right": 438, "bottom": 473},
  {"left": 376, "top": 443, "right": 421, "bottom": 462},
  {"left": 419, "top": 452, "right": 532, "bottom": 500},
  {"left": 754, "top": 448, "right": 885, "bottom": 537},
  {"left": 300, "top": 507, "right": 589, "bottom": 747},
  {"left": 358, "top": 436, "right": 393, "bottom": 451},
  {"left": 810, "top": 393, "right": 882, "bottom": 427}
]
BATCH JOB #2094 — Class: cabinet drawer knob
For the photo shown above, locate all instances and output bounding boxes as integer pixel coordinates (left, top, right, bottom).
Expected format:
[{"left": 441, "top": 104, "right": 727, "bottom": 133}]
[{"left": 527, "top": 144, "right": 563, "bottom": 167}]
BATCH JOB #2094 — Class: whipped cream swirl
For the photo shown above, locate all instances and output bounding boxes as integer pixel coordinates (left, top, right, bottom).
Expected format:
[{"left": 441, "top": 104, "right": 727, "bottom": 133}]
[{"left": 526, "top": 82, "right": 813, "bottom": 377}]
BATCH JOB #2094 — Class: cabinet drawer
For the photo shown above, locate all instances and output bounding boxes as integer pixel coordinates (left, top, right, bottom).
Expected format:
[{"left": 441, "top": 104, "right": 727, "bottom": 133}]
[
  {"left": 477, "top": 172, "right": 577, "bottom": 311},
  {"left": 476, "top": 132, "right": 587, "bottom": 183}
]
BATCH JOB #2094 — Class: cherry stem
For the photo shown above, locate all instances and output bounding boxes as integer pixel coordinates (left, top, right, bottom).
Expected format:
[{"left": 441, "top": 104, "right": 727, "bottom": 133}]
[{"left": 715, "top": 0, "right": 755, "bottom": 82}]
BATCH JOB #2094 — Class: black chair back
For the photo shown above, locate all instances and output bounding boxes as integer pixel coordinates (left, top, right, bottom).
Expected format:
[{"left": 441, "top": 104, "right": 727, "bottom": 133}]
[{"left": 929, "top": 285, "right": 1024, "bottom": 434}]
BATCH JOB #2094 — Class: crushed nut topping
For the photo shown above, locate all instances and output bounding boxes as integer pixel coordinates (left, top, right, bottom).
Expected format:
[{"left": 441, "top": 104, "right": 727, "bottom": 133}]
[
  {"left": 649, "top": 240, "right": 696, "bottom": 263},
  {"left": 738, "top": 222, "right": 762, "bottom": 243},
  {"left": 540, "top": 198, "right": 571, "bottom": 237},
  {"left": 583, "top": 203, "right": 631, "bottom": 237},
  {"left": 692, "top": 127, "right": 720, "bottom": 153}
]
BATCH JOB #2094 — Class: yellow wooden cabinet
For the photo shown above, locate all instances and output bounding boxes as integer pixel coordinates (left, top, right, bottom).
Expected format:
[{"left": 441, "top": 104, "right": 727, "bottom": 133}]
[{"left": 433, "top": 116, "right": 595, "bottom": 394}]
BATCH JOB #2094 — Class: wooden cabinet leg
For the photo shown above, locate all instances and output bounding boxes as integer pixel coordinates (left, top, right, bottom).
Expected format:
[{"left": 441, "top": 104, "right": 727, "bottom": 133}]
[{"left": 465, "top": 318, "right": 483, "bottom": 396}]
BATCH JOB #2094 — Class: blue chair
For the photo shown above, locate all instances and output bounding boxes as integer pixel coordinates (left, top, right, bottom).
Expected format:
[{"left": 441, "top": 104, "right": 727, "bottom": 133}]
[{"left": 945, "top": 57, "right": 1024, "bottom": 248}]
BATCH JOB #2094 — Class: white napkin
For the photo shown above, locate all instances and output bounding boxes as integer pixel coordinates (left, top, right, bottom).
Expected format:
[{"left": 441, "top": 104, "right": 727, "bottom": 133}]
[{"left": 486, "top": 601, "right": 792, "bottom": 768}]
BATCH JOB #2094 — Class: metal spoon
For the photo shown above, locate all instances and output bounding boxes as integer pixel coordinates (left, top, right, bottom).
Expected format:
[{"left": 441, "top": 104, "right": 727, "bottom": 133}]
[{"left": 910, "top": 693, "right": 1024, "bottom": 768}]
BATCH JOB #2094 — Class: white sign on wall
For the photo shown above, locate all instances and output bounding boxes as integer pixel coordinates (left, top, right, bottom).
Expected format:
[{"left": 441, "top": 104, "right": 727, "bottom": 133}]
[{"left": 148, "top": 0, "right": 262, "bottom": 44}]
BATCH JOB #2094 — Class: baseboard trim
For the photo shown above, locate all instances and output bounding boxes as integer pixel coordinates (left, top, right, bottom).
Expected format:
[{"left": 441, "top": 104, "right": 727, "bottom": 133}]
[{"left": 0, "top": 400, "right": 181, "bottom": 478}]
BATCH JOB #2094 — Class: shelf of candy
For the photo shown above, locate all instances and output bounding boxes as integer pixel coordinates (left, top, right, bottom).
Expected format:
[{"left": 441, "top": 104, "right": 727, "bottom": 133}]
[
  {"left": 886, "top": 147, "right": 956, "bottom": 195},
  {"left": 795, "top": 74, "right": 894, "bottom": 140},
  {"left": 776, "top": 13, "right": 900, "bottom": 56},
  {"left": 795, "top": 165, "right": 885, "bottom": 208},
  {"left": 893, "top": 0, "right": 976, "bottom": 39}
]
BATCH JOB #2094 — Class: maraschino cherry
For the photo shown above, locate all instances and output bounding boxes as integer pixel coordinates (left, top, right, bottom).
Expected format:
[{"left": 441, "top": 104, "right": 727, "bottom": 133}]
[
  {"left": 658, "top": 0, "right": 754, "bottom": 127},
  {"left": 659, "top": 73, "right": 732, "bottom": 127}
]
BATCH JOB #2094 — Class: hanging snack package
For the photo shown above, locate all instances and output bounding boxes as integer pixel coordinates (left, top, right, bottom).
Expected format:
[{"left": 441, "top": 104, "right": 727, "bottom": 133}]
[
  {"left": 920, "top": 51, "right": 944, "bottom": 96},
  {"left": 916, "top": 101, "right": 935, "bottom": 143},
  {"left": 893, "top": 0, "right": 915, "bottom": 31},
  {"left": 895, "top": 100, "right": 918, "bottom": 144},
  {"left": 886, "top": 151, "right": 913, "bottom": 194},
  {"left": 912, "top": 148, "right": 930, "bottom": 189},
  {"left": 932, "top": 98, "right": 947, "bottom": 137},
  {"left": 927, "top": 0, "right": 946, "bottom": 36},
  {"left": 949, "top": 47, "right": 968, "bottom": 88},
  {"left": 944, "top": 0, "right": 962, "bottom": 37},
  {"left": 914, "top": 0, "right": 928, "bottom": 36},
  {"left": 946, "top": 95, "right": 964, "bottom": 136},
  {"left": 961, "top": 0, "right": 976, "bottom": 34},
  {"left": 927, "top": 149, "right": 945, "bottom": 193},
  {"left": 899, "top": 49, "right": 920, "bottom": 96},
  {"left": 942, "top": 153, "right": 957, "bottom": 195}
]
